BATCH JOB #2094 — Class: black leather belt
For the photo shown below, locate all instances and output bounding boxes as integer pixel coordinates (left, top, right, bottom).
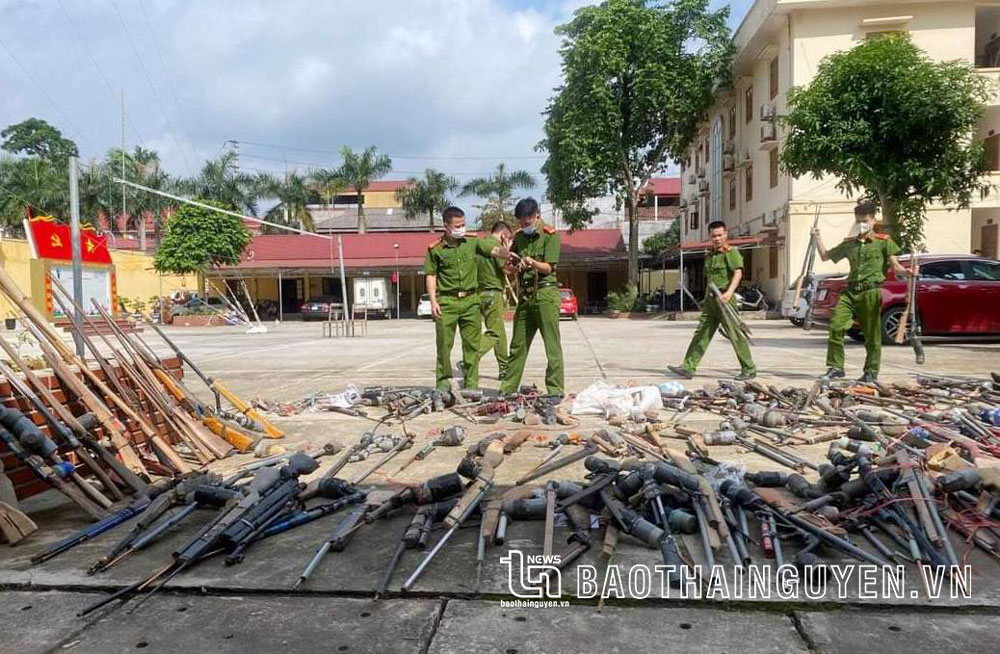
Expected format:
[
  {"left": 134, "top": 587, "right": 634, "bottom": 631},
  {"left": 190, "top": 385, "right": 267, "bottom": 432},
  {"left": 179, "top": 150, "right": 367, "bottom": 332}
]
[
  {"left": 847, "top": 281, "right": 881, "bottom": 293},
  {"left": 439, "top": 290, "right": 475, "bottom": 298}
]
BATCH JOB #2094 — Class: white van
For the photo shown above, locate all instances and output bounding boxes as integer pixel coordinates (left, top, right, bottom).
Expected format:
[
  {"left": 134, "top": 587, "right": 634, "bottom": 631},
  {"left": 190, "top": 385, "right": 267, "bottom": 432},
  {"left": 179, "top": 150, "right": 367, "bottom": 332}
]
[{"left": 353, "top": 277, "right": 393, "bottom": 318}]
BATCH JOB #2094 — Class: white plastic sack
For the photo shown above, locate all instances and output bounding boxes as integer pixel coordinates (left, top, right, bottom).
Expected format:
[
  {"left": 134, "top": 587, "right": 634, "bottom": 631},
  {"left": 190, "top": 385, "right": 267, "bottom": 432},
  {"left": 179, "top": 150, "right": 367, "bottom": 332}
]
[{"left": 570, "top": 380, "right": 663, "bottom": 417}]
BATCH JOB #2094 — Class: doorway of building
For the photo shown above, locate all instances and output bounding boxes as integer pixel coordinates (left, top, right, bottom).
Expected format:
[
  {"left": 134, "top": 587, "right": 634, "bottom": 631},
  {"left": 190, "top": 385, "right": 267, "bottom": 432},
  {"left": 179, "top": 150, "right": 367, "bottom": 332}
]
[
  {"left": 983, "top": 223, "right": 998, "bottom": 259},
  {"left": 587, "top": 271, "right": 608, "bottom": 313},
  {"left": 281, "top": 278, "right": 304, "bottom": 314}
]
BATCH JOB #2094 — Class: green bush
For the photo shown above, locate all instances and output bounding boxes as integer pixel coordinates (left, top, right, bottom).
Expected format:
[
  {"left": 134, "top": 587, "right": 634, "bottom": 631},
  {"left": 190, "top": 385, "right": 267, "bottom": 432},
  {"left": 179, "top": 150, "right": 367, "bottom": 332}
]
[{"left": 606, "top": 287, "right": 637, "bottom": 312}]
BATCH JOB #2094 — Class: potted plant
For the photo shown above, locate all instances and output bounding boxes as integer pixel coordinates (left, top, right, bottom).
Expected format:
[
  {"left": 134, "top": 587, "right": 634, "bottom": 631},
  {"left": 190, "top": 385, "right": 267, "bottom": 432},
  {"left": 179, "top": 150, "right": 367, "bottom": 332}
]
[{"left": 605, "top": 287, "right": 637, "bottom": 319}]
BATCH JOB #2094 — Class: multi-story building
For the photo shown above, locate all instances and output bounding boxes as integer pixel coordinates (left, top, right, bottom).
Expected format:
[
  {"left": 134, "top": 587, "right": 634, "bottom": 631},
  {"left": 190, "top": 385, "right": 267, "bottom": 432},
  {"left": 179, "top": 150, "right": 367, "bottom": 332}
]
[{"left": 678, "top": 0, "right": 1000, "bottom": 300}]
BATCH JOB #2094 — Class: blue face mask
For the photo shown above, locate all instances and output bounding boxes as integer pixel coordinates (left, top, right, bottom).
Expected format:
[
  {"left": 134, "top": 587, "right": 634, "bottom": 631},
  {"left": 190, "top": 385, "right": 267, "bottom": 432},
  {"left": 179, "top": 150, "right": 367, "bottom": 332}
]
[{"left": 522, "top": 224, "right": 537, "bottom": 236}]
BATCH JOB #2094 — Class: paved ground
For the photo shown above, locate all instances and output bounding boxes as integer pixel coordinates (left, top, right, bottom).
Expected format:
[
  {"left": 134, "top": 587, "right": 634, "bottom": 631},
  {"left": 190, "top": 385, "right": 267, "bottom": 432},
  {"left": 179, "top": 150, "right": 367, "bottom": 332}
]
[{"left": 3, "top": 317, "right": 1000, "bottom": 653}]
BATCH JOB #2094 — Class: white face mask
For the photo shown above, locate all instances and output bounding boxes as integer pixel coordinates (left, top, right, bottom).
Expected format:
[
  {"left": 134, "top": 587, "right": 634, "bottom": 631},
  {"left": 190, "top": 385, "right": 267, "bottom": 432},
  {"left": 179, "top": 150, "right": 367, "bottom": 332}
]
[
  {"left": 448, "top": 226, "right": 466, "bottom": 239},
  {"left": 857, "top": 222, "right": 871, "bottom": 234},
  {"left": 521, "top": 223, "right": 537, "bottom": 236}
]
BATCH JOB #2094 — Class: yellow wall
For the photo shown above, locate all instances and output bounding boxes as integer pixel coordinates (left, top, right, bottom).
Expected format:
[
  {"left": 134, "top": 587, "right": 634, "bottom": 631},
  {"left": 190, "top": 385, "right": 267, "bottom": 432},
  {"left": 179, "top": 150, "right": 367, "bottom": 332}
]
[
  {"left": 0, "top": 238, "right": 196, "bottom": 318},
  {"left": 338, "top": 190, "right": 401, "bottom": 209}
]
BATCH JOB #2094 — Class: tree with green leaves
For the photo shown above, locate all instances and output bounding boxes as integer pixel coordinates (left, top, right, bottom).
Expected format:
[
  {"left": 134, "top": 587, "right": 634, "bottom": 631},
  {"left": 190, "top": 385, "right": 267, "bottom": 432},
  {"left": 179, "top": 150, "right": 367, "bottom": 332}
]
[
  {"left": 96, "top": 146, "right": 176, "bottom": 240},
  {"left": 540, "top": 0, "right": 733, "bottom": 285},
  {"left": 398, "top": 168, "right": 457, "bottom": 230},
  {"left": 0, "top": 155, "right": 67, "bottom": 233},
  {"left": 261, "top": 171, "right": 317, "bottom": 232},
  {"left": 309, "top": 168, "right": 347, "bottom": 207},
  {"left": 153, "top": 200, "right": 252, "bottom": 275},
  {"left": 178, "top": 151, "right": 265, "bottom": 216},
  {"left": 781, "top": 34, "right": 990, "bottom": 251},
  {"left": 459, "top": 163, "right": 536, "bottom": 231},
  {"left": 337, "top": 145, "right": 392, "bottom": 234},
  {"left": 1, "top": 118, "right": 78, "bottom": 163},
  {"left": 642, "top": 219, "right": 680, "bottom": 256}
]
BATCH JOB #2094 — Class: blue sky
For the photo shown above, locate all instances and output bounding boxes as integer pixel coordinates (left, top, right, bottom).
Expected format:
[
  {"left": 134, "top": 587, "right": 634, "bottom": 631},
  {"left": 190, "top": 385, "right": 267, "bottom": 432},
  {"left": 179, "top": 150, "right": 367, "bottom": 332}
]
[{"left": 0, "top": 1, "right": 757, "bottom": 205}]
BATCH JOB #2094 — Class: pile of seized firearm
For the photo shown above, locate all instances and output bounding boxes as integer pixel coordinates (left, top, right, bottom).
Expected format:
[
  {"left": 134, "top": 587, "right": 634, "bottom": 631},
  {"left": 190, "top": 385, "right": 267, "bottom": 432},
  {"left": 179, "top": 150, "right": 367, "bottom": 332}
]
[
  {"left": 0, "top": 269, "right": 288, "bottom": 544},
  {"left": 32, "top": 370, "right": 1000, "bottom": 612}
]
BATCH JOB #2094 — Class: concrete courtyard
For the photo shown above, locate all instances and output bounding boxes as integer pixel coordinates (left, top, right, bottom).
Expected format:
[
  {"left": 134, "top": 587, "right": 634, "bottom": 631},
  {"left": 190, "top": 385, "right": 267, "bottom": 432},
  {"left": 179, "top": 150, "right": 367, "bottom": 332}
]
[{"left": 3, "top": 316, "right": 999, "bottom": 654}]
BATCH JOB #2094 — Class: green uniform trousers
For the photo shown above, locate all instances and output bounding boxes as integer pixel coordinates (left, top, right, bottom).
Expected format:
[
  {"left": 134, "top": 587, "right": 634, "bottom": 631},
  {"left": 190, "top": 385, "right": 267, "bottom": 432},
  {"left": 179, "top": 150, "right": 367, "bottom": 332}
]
[
  {"left": 475, "top": 290, "right": 508, "bottom": 379},
  {"left": 434, "top": 293, "right": 482, "bottom": 391},
  {"left": 826, "top": 287, "right": 882, "bottom": 375},
  {"left": 681, "top": 297, "right": 756, "bottom": 374},
  {"left": 499, "top": 286, "right": 564, "bottom": 396}
]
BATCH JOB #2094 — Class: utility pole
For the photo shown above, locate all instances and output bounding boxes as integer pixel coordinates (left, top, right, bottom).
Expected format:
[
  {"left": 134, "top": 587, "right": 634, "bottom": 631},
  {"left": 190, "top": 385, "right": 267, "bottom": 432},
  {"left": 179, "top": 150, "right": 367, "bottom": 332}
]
[
  {"left": 229, "top": 139, "right": 240, "bottom": 176},
  {"left": 337, "top": 235, "right": 350, "bottom": 333},
  {"left": 68, "top": 156, "right": 85, "bottom": 357},
  {"left": 121, "top": 90, "right": 126, "bottom": 236}
]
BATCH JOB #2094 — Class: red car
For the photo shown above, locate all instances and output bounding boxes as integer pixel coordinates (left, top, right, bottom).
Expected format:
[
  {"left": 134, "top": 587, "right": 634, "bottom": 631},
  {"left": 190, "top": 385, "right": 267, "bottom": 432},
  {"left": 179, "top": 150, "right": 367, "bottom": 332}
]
[
  {"left": 559, "top": 287, "right": 578, "bottom": 320},
  {"left": 810, "top": 255, "right": 1000, "bottom": 342}
]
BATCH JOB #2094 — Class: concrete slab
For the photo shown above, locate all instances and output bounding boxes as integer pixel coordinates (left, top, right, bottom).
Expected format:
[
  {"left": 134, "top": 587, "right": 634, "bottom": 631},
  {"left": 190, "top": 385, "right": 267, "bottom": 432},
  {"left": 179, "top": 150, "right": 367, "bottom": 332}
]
[
  {"left": 69, "top": 595, "right": 442, "bottom": 654},
  {"left": 795, "top": 610, "right": 1000, "bottom": 654},
  {"left": 0, "top": 591, "right": 99, "bottom": 654},
  {"left": 427, "top": 600, "right": 808, "bottom": 654}
]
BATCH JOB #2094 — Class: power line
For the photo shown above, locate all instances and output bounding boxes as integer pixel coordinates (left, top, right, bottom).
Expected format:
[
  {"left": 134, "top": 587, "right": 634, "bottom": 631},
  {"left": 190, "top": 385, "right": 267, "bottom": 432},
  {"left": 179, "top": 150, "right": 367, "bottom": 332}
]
[
  {"left": 239, "top": 153, "right": 542, "bottom": 177},
  {"left": 0, "top": 33, "right": 94, "bottom": 153},
  {"left": 137, "top": 0, "right": 188, "bottom": 126},
  {"left": 56, "top": 0, "right": 145, "bottom": 147},
  {"left": 109, "top": 0, "right": 196, "bottom": 175},
  {"left": 236, "top": 139, "right": 546, "bottom": 160}
]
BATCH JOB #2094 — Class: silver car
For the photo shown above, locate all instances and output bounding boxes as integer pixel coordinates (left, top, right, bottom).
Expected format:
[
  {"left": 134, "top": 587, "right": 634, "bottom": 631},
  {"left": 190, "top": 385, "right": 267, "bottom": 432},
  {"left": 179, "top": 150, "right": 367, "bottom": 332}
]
[{"left": 781, "top": 274, "right": 837, "bottom": 326}]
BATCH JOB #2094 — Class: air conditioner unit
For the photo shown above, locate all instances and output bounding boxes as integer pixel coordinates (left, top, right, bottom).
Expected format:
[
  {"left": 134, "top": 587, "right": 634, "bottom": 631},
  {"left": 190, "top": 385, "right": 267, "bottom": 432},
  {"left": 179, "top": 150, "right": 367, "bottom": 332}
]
[
  {"left": 723, "top": 140, "right": 735, "bottom": 155},
  {"left": 697, "top": 180, "right": 710, "bottom": 195},
  {"left": 722, "top": 154, "right": 735, "bottom": 171},
  {"left": 740, "top": 149, "right": 753, "bottom": 167},
  {"left": 762, "top": 209, "right": 779, "bottom": 228},
  {"left": 696, "top": 166, "right": 706, "bottom": 178},
  {"left": 678, "top": 198, "right": 688, "bottom": 209},
  {"left": 760, "top": 103, "right": 776, "bottom": 121},
  {"left": 686, "top": 173, "right": 696, "bottom": 184},
  {"left": 760, "top": 122, "right": 777, "bottom": 142}
]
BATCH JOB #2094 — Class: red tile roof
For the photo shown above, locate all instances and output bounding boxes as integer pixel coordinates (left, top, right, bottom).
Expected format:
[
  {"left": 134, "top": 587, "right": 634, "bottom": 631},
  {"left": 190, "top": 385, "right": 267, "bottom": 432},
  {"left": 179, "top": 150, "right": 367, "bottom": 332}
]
[
  {"left": 234, "top": 229, "right": 625, "bottom": 270},
  {"left": 642, "top": 177, "right": 681, "bottom": 196}
]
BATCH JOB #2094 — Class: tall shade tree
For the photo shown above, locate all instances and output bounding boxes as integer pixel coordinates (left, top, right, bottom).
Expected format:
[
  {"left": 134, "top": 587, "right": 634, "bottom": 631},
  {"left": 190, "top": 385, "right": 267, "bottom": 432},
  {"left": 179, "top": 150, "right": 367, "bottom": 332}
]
[
  {"left": 337, "top": 145, "right": 392, "bottom": 234},
  {"left": 101, "top": 146, "right": 176, "bottom": 241},
  {"left": 540, "top": 0, "right": 733, "bottom": 285},
  {"left": 781, "top": 34, "right": 991, "bottom": 251},
  {"left": 179, "top": 151, "right": 265, "bottom": 216},
  {"left": 1, "top": 117, "right": 78, "bottom": 163},
  {"left": 153, "top": 199, "right": 252, "bottom": 275},
  {"left": 398, "top": 169, "right": 457, "bottom": 230},
  {"left": 459, "top": 163, "right": 536, "bottom": 232},
  {"left": 261, "top": 171, "right": 317, "bottom": 233}
]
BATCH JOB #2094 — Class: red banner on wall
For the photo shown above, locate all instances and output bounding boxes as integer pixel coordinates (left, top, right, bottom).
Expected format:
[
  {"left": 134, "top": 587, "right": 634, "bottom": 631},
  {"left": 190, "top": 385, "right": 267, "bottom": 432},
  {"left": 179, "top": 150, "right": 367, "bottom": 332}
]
[{"left": 25, "top": 214, "right": 113, "bottom": 265}]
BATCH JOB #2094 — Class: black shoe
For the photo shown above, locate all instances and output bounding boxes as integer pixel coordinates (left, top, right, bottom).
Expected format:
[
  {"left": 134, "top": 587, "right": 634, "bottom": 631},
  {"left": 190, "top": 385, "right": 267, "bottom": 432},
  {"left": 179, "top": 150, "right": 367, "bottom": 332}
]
[
  {"left": 821, "top": 368, "right": 845, "bottom": 380},
  {"left": 858, "top": 371, "right": 877, "bottom": 383},
  {"left": 734, "top": 371, "right": 756, "bottom": 381},
  {"left": 667, "top": 365, "right": 693, "bottom": 380}
]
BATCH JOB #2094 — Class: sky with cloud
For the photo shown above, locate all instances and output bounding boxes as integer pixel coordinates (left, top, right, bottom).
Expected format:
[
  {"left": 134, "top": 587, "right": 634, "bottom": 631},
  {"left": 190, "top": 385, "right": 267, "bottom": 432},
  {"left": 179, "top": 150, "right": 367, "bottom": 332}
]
[{"left": 0, "top": 0, "right": 753, "bottom": 204}]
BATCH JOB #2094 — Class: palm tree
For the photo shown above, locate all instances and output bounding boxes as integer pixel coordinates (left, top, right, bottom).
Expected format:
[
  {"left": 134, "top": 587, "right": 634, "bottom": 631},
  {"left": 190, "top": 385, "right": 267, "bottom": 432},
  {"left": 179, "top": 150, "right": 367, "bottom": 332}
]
[
  {"left": 179, "top": 151, "right": 264, "bottom": 215},
  {"left": 397, "top": 169, "right": 457, "bottom": 231},
  {"left": 459, "top": 163, "right": 537, "bottom": 231},
  {"left": 337, "top": 145, "right": 392, "bottom": 234},
  {"left": 102, "top": 146, "right": 176, "bottom": 245},
  {"left": 0, "top": 155, "right": 68, "bottom": 234},
  {"left": 309, "top": 168, "right": 347, "bottom": 208},
  {"left": 262, "top": 171, "right": 316, "bottom": 233}
]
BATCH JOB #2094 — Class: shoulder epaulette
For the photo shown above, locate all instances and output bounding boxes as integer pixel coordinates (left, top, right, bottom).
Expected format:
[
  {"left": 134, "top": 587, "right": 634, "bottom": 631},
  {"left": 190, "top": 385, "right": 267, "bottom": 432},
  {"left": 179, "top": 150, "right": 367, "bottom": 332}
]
[
  {"left": 719, "top": 245, "right": 732, "bottom": 252},
  {"left": 427, "top": 239, "right": 441, "bottom": 250},
  {"left": 873, "top": 233, "right": 890, "bottom": 241},
  {"left": 543, "top": 224, "right": 556, "bottom": 235}
]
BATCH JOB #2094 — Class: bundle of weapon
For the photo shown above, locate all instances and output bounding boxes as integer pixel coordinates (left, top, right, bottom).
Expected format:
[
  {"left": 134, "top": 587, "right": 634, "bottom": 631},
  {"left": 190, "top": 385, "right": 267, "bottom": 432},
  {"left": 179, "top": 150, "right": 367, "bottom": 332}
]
[
  {"left": 35, "top": 444, "right": 356, "bottom": 616},
  {"left": 0, "top": 268, "right": 284, "bottom": 534}
]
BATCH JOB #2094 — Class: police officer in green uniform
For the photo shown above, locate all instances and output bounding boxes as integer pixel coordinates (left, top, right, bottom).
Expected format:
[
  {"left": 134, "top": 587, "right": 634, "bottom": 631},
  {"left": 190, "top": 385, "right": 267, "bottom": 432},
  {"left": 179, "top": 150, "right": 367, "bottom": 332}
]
[
  {"left": 475, "top": 221, "right": 513, "bottom": 380},
  {"left": 814, "top": 200, "right": 910, "bottom": 382},
  {"left": 668, "top": 220, "right": 756, "bottom": 380},
  {"left": 423, "top": 206, "right": 500, "bottom": 391},
  {"left": 499, "top": 198, "right": 565, "bottom": 397}
]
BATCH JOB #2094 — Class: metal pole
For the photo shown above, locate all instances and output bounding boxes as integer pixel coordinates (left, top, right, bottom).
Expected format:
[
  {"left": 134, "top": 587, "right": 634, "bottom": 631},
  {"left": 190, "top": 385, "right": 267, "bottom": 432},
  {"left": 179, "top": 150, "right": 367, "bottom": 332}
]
[
  {"left": 679, "top": 249, "right": 685, "bottom": 313},
  {"left": 337, "top": 236, "right": 350, "bottom": 331},
  {"left": 394, "top": 243, "right": 400, "bottom": 320},
  {"left": 278, "top": 270, "right": 283, "bottom": 322},
  {"left": 68, "top": 155, "right": 85, "bottom": 357}
]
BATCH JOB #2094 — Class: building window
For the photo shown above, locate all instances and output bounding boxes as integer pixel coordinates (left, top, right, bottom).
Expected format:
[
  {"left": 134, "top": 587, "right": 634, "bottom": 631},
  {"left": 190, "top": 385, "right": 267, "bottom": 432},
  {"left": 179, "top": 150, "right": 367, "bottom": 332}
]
[
  {"left": 745, "top": 86, "right": 753, "bottom": 123},
  {"left": 769, "top": 57, "right": 779, "bottom": 100},
  {"left": 769, "top": 246, "right": 778, "bottom": 279},
  {"left": 729, "top": 180, "right": 737, "bottom": 211},
  {"left": 745, "top": 165, "right": 753, "bottom": 202},
  {"left": 769, "top": 148, "right": 779, "bottom": 188},
  {"left": 728, "top": 106, "right": 736, "bottom": 140},
  {"left": 690, "top": 211, "right": 700, "bottom": 231},
  {"left": 704, "top": 138, "right": 710, "bottom": 162}
]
